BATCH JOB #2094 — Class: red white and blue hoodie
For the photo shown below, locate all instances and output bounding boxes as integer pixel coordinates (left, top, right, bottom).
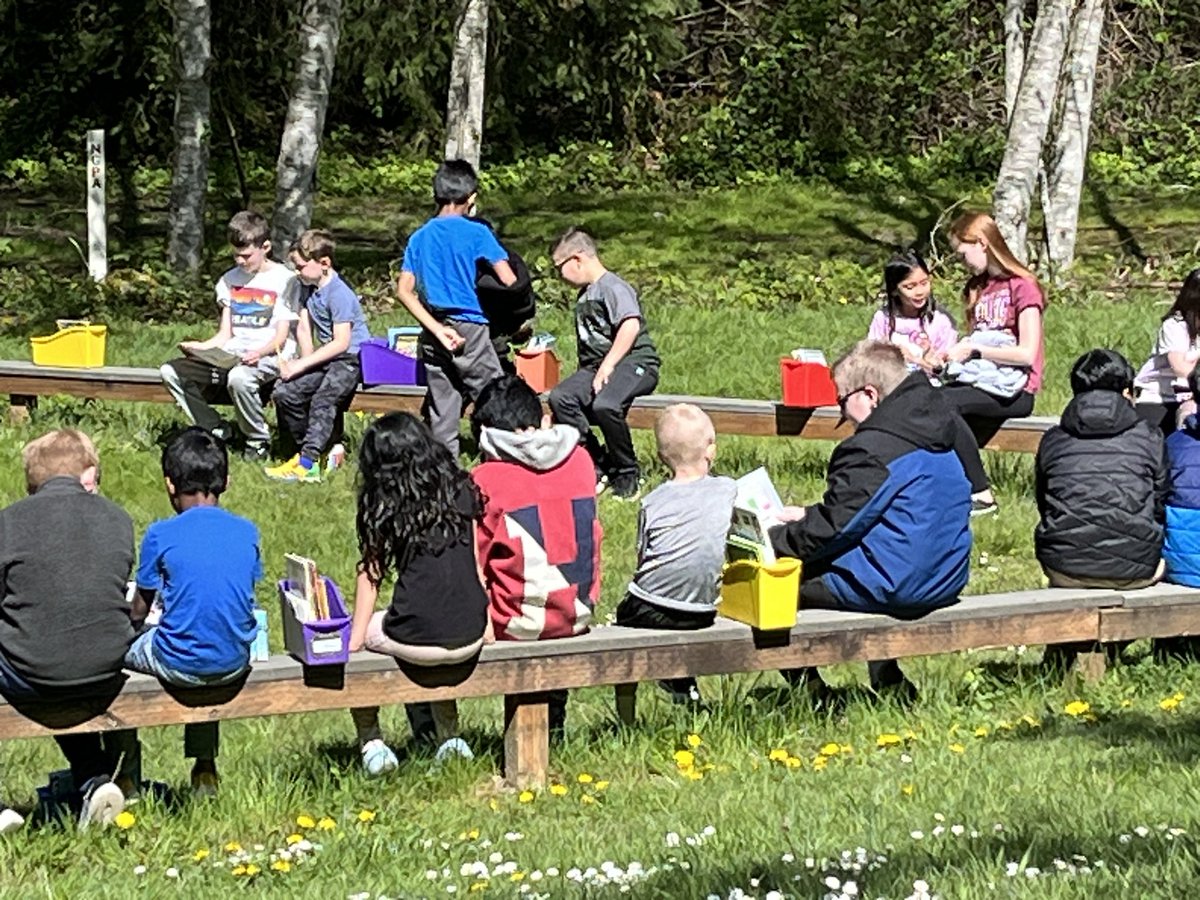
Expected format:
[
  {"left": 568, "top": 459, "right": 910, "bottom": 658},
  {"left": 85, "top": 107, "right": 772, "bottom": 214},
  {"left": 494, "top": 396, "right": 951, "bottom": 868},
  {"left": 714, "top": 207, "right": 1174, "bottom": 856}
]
[{"left": 472, "top": 424, "right": 602, "bottom": 641}]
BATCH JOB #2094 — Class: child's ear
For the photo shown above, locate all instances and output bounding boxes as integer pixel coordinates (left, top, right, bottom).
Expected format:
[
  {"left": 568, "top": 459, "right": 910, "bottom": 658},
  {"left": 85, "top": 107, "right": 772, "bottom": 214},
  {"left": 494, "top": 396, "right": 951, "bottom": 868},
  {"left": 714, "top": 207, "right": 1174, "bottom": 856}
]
[
  {"left": 262, "top": 239, "right": 272, "bottom": 256},
  {"left": 80, "top": 465, "right": 99, "bottom": 494},
  {"left": 704, "top": 442, "right": 717, "bottom": 464},
  {"left": 164, "top": 475, "right": 176, "bottom": 497}
]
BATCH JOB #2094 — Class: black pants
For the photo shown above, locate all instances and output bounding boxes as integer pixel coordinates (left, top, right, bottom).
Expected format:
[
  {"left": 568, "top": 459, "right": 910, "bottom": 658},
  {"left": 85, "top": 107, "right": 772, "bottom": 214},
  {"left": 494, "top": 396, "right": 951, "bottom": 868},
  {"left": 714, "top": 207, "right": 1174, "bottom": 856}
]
[
  {"left": 782, "top": 577, "right": 908, "bottom": 692},
  {"left": 940, "top": 385, "right": 1036, "bottom": 493},
  {"left": 273, "top": 355, "right": 360, "bottom": 460},
  {"left": 616, "top": 594, "right": 716, "bottom": 697},
  {"left": 548, "top": 359, "right": 658, "bottom": 480},
  {"left": 1135, "top": 401, "right": 1182, "bottom": 440}
]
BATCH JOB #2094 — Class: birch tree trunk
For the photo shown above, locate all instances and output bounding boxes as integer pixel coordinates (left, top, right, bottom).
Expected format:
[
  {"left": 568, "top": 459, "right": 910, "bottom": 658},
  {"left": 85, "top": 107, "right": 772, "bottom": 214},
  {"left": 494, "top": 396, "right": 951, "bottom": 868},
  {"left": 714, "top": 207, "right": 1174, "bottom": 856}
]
[
  {"left": 992, "top": 0, "right": 1075, "bottom": 260},
  {"left": 1043, "top": 0, "right": 1106, "bottom": 274},
  {"left": 166, "top": 0, "right": 211, "bottom": 273},
  {"left": 272, "top": 0, "right": 342, "bottom": 254},
  {"left": 444, "top": 0, "right": 488, "bottom": 169},
  {"left": 1003, "top": 0, "right": 1027, "bottom": 124}
]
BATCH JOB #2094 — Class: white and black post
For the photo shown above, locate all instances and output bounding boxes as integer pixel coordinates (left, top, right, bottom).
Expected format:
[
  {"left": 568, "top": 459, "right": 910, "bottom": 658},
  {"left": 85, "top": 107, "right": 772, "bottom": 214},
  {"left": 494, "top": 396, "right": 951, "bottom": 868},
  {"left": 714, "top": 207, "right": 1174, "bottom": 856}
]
[{"left": 87, "top": 129, "right": 107, "bottom": 281}]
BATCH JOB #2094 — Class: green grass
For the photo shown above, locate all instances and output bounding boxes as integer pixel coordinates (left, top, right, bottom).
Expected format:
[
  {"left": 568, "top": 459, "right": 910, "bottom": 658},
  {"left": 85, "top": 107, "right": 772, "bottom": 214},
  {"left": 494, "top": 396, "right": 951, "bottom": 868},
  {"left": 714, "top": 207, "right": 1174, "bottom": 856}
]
[{"left": 0, "top": 180, "right": 1199, "bottom": 897}]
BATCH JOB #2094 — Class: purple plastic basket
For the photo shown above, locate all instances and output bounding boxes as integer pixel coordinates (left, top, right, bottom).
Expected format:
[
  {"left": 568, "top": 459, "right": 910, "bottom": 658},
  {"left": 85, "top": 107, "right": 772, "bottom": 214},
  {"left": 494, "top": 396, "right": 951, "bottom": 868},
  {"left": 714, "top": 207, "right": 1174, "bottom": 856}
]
[
  {"left": 277, "top": 577, "right": 352, "bottom": 666},
  {"left": 359, "top": 337, "right": 426, "bottom": 387}
]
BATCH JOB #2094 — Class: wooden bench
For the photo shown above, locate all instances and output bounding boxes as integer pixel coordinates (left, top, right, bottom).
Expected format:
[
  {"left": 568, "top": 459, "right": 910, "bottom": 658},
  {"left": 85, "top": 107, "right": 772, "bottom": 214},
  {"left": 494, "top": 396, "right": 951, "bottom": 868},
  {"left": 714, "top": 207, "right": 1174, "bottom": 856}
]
[
  {"left": 1, "top": 584, "right": 1196, "bottom": 787},
  {"left": 0, "top": 361, "right": 1055, "bottom": 452}
]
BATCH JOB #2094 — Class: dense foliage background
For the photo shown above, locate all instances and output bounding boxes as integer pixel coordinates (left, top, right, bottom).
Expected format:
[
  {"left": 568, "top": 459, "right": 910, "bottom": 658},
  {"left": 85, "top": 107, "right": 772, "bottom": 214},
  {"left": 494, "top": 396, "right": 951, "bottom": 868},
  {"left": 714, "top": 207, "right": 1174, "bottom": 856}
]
[{"left": 2, "top": 0, "right": 1196, "bottom": 190}]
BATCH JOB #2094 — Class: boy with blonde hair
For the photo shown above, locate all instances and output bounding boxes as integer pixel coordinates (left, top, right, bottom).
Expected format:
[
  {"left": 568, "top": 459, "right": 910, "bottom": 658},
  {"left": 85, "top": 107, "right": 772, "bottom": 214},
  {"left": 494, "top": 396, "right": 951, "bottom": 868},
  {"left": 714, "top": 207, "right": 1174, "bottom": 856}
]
[
  {"left": 616, "top": 403, "right": 735, "bottom": 703},
  {"left": 549, "top": 227, "right": 660, "bottom": 499},
  {"left": 0, "top": 430, "right": 136, "bottom": 829}
]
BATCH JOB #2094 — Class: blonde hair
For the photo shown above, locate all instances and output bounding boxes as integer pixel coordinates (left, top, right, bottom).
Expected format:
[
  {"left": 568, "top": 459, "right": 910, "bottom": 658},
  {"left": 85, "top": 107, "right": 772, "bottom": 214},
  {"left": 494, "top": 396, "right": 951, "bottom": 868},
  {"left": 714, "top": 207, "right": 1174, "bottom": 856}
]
[
  {"left": 654, "top": 403, "right": 715, "bottom": 471},
  {"left": 830, "top": 341, "right": 908, "bottom": 397},
  {"left": 22, "top": 429, "right": 99, "bottom": 492},
  {"left": 950, "top": 212, "right": 1043, "bottom": 330}
]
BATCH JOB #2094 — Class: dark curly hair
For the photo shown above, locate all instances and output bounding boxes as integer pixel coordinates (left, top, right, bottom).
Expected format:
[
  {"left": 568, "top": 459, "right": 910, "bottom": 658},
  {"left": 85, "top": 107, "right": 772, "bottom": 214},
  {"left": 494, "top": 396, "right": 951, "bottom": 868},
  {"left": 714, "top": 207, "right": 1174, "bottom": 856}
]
[{"left": 356, "top": 412, "right": 482, "bottom": 585}]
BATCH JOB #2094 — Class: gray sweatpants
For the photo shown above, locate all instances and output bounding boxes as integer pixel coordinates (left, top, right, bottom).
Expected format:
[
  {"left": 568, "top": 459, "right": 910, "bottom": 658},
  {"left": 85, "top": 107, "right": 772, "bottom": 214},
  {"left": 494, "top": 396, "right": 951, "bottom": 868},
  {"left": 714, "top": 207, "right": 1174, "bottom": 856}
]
[
  {"left": 160, "top": 357, "right": 280, "bottom": 449},
  {"left": 419, "top": 320, "right": 504, "bottom": 458}
]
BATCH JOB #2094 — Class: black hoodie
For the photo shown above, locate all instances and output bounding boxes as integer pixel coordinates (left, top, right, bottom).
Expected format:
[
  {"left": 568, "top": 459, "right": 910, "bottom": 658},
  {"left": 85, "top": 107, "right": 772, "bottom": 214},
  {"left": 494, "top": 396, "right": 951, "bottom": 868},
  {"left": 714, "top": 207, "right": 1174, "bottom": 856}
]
[{"left": 1035, "top": 390, "right": 1166, "bottom": 582}]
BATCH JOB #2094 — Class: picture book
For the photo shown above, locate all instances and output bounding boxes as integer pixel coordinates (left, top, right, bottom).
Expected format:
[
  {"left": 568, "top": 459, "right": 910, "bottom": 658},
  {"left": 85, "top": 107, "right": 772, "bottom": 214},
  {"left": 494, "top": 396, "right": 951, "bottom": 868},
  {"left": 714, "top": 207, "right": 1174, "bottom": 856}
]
[
  {"left": 726, "top": 467, "right": 786, "bottom": 565},
  {"left": 284, "top": 553, "right": 330, "bottom": 622},
  {"left": 181, "top": 344, "right": 241, "bottom": 370}
]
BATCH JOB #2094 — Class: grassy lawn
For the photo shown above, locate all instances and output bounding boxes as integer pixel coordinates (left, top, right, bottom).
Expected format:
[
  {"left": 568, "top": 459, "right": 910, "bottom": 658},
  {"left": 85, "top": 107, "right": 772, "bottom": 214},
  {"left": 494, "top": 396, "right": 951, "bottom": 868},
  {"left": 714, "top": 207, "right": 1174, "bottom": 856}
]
[{"left": 0, "top": 179, "right": 1199, "bottom": 897}]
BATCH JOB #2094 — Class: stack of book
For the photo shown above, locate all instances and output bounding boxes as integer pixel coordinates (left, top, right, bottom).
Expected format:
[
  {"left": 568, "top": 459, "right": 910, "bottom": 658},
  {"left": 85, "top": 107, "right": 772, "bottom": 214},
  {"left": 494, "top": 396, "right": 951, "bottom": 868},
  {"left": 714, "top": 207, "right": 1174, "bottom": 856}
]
[
  {"left": 283, "top": 553, "right": 330, "bottom": 623},
  {"left": 726, "top": 467, "right": 785, "bottom": 565}
]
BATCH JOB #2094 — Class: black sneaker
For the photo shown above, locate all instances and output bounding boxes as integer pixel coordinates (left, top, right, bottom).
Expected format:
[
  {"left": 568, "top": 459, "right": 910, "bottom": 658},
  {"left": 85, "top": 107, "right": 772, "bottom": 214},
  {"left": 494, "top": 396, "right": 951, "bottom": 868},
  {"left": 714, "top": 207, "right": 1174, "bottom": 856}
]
[
  {"left": 970, "top": 498, "right": 999, "bottom": 518},
  {"left": 242, "top": 444, "right": 270, "bottom": 463},
  {"left": 608, "top": 474, "right": 643, "bottom": 501}
]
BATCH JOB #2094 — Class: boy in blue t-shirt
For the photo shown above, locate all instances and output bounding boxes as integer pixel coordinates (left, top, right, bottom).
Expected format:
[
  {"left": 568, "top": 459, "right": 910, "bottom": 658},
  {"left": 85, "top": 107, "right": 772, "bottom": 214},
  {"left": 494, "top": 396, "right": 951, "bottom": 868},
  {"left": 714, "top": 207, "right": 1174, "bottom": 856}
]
[
  {"left": 126, "top": 427, "right": 262, "bottom": 797},
  {"left": 396, "top": 159, "right": 518, "bottom": 457},
  {"left": 267, "top": 229, "right": 371, "bottom": 483}
]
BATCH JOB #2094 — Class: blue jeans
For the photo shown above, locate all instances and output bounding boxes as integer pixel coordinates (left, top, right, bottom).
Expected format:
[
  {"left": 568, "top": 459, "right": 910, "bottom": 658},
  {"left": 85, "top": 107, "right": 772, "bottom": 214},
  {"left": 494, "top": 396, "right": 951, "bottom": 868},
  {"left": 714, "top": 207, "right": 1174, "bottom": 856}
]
[
  {"left": 0, "top": 648, "right": 138, "bottom": 788},
  {"left": 125, "top": 629, "right": 247, "bottom": 760}
]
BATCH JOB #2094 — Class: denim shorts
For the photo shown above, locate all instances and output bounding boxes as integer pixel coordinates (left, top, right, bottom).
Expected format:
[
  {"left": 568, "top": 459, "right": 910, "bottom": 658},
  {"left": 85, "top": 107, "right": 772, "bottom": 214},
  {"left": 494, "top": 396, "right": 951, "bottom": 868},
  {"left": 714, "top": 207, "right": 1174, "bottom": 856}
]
[{"left": 124, "top": 628, "right": 247, "bottom": 687}]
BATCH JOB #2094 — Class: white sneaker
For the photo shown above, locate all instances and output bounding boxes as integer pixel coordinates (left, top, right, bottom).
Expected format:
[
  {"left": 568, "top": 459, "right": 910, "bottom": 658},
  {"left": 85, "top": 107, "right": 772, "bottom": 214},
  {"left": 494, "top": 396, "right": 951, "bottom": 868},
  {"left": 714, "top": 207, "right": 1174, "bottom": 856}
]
[
  {"left": 434, "top": 737, "right": 474, "bottom": 763},
  {"left": 78, "top": 778, "right": 124, "bottom": 830},
  {"left": 361, "top": 739, "right": 398, "bottom": 777},
  {"left": 325, "top": 443, "right": 346, "bottom": 472},
  {"left": 0, "top": 808, "right": 24, "bottom": 834}
]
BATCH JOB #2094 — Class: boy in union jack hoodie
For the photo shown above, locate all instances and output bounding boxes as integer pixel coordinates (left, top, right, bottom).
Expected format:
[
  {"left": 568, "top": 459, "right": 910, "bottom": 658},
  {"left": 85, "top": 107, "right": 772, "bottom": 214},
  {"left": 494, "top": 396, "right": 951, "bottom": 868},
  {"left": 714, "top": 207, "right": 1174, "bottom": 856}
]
[{"left": 470, "top": 375, "right": 601, "bottom": 736}]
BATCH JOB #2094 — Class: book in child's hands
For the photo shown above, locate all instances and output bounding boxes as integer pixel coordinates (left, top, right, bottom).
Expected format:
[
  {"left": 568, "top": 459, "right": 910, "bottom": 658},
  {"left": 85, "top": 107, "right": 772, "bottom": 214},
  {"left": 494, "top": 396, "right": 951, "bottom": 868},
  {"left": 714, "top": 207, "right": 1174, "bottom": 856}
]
[
  {"left": 726, "top": 467, "right": 786, "bottom": 566},
  {"left": 180, "top": 344, "right": 242, "bottom": 370},
  {"left": 284, "top": 553, "right": 330, "bottom": 622}
]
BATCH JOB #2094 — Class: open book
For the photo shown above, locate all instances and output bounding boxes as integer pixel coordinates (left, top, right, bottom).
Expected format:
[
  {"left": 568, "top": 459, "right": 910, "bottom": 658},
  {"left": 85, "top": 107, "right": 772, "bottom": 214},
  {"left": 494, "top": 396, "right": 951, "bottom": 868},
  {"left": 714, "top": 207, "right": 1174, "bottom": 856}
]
[
  {"left": 181, "top": 344, "right": 241, "bottom": 370},
  {"left": 284, "top": 553, "right": 330, "bottom": 622},
  {"left": 726, "top": 467, "right": 786, "bottom": 565}
]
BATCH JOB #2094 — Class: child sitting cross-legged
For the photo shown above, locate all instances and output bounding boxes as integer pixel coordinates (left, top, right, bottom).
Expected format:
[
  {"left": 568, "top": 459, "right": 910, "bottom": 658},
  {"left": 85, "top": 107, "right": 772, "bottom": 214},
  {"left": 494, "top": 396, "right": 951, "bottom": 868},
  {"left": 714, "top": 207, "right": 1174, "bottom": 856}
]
[
  {"left": 615, "top": 403, "right": 736, "bottom": 705},
  {"left": 125, "top": 427, "right": 263, "bottom": 798},
  {"left": 346, "top": 413, "right": 491, "bottom": 771}
]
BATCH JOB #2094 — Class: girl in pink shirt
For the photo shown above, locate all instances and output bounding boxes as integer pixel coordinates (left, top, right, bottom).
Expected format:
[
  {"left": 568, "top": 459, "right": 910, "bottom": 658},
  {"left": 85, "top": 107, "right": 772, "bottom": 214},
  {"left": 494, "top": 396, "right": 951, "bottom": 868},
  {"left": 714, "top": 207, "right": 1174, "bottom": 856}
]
[
  {"left": 938, "top": 212, "right": 1047, "bottom": 516},
  {"left": 866, "top": 251, "right": 958, "bottom": 370}
]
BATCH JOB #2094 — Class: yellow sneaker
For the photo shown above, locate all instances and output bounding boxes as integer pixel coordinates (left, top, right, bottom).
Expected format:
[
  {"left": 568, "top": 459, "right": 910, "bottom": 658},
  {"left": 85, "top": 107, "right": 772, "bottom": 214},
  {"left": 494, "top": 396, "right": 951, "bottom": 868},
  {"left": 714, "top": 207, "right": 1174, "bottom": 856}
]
[{"left": 264, "top": 455, "right": 322, "bottom": 483}]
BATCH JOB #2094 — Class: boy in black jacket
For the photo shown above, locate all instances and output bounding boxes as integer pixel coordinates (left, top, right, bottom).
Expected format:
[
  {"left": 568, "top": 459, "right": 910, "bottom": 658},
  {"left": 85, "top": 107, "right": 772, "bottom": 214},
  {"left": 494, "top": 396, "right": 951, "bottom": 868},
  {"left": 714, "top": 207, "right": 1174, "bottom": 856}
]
[{"left": 1035, "top": 348, "right": 1165, "bottom": 589}]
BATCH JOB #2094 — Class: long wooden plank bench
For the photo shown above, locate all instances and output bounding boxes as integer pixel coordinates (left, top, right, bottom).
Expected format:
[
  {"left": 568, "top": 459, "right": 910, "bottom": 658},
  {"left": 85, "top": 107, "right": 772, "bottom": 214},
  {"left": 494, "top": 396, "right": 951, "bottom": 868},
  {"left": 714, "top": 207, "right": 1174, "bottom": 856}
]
[
  {"left": 0, "top": 361, "right": 1055, "bottom": 452},
  {"left": 1, "top": 584, "right": 1196, "bottom": 786}
]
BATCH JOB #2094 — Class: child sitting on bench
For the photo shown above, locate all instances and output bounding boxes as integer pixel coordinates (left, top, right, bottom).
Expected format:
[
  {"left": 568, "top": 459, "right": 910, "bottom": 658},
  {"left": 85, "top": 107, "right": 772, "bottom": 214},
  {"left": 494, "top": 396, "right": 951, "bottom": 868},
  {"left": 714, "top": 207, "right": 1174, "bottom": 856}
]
[
  {"left": 615, "top": 403, "right": 735, "bottom": 705},
  {"left": 126, "top": 427, "right": 263, "bottom": 798}
]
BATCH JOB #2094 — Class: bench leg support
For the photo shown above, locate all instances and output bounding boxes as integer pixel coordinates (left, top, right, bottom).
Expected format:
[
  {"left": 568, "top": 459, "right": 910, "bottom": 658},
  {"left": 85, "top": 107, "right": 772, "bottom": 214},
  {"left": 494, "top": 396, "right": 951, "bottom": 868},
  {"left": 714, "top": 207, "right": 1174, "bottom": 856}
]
[
  {"left": 503, "top": 693, "right": 549, "bottom": 788},
  {"left": 614, "top": 683, "right": 637, "bottom": 727}
]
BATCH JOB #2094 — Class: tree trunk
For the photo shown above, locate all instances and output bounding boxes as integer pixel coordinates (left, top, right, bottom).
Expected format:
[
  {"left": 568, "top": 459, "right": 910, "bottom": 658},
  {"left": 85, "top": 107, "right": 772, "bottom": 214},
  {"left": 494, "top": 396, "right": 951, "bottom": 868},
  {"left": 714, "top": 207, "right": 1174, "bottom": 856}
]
[
  {"left": 272, "top": 0, "right": 342, "bottom": 255},
  {"left": 444, "top": 0, "right": 488, "bottom": 169},
  {"left": 1003, "top": 0, "right": 1027, "bottom": 124},
  {"left": 992, "top": 0, "right": 1075, "bottom": 260},
  {"left": 1043, "top": 0, "right": 1106, "bottom": 275},
  {"left": 166, "top": 0, "right": 211, "bottom": 273}
]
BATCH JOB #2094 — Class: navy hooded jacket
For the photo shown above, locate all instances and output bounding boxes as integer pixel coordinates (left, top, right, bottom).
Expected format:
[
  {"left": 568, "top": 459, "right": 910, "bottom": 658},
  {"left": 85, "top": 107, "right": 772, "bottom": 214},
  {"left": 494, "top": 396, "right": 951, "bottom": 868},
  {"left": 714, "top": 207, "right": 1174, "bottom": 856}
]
[{"left": 769, "top": 371, "right": 972, "bottom": 613}]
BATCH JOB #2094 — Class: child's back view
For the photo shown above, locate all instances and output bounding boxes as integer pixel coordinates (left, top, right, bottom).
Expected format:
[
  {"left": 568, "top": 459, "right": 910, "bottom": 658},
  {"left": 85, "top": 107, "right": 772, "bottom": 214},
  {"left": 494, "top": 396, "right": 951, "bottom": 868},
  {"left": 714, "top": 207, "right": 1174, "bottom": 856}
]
[
  {"left": 1035, "top": 349, "right": 1165, "bottom": 588},
  {"left": 616, "top": 404, "right": 736, "bottom": 703},
  {"left": 470, "top": 374, "right": 601, "bottom": 735},
  {"left": 1163, "top": 365, "right": 1200, "bottom": 586},
  {"left": 126, "top": 427, "right": 262, "bottom": 797},
  {"left": 396, "top": 160, "right": 518, "bottom": 457}
]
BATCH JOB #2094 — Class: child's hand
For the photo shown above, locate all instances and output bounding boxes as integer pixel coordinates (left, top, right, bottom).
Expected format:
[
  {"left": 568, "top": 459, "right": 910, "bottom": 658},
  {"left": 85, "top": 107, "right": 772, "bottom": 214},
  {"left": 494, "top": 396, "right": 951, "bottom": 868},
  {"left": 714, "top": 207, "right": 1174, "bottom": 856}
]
[
  {"left": 348, "top": 629, "right": 366, "bottom": 653},
  {"left": 242, "top": 349, "right": 263, "bottom": 365},
  {"left": 592, "top": 362, "right": 615, "bottom": 395},
  {"left": 179, "top": 340, "right": 201, "bottom": 352},
  {"left": 483, "top": 619, "right": 496, "bottom": 645},
  {"left": 436, "top": 324, "right": 465, "bottom": 353},
  {"left": 775, "top": 505, "right": 807, "bottom": 523},
  {"left": 945, "top": 340, "right": 975, "bottom": 364}
]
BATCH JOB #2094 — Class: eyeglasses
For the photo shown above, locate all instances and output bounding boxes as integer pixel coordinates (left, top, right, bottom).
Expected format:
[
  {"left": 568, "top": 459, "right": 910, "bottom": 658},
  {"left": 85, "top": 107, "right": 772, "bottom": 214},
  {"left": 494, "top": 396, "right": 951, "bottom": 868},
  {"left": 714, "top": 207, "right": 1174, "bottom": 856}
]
[
  {"left": 836, "top": 386, "right": 868, "bottom": 408},
  {"left": 552, "top": 254, "right": 575, "bottom": 272}
]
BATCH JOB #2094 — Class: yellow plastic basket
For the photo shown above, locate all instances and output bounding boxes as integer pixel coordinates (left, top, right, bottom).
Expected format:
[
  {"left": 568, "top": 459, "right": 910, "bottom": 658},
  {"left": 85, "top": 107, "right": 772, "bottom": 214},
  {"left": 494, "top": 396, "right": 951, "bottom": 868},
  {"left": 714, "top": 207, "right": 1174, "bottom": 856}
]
[
  {"left": 30, "top": 320, "right": 107, "bottom": 368},
  {"left": 719, "top": 558, "right": 802, "bottom": 630}
]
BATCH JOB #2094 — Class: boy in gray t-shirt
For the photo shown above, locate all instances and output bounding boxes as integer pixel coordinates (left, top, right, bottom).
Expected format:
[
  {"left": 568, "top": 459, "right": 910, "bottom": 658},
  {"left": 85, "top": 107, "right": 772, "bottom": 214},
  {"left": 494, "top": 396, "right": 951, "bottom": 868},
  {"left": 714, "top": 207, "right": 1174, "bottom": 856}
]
[{"left": 616, "top": 404, "right": 736, "bottom": 704}]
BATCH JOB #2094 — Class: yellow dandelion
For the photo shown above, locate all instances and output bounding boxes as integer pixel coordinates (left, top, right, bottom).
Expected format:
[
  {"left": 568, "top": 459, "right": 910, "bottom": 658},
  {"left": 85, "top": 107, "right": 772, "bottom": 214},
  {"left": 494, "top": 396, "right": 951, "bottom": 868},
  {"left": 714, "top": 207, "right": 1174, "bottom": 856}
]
[
  {"left": 231, "top": 865, "right": 247, "bottom": 877},
  {"left": 549, "top": 784, "right": 568, "bottom": 796},
  {"left": 488, "top": 799, "right": 499, "bottom": 812},
  {"left": 286, "top": 833, "right": 303, "bottom": 845},
  {"left": 245, "top": 864, "right": 260, "bottom": 877},
  {"left": 1063, "top": 701, "right": 1090, "bottom": 717},
  {"left": 577, "top": 773, "right": 594, "bottom": 784},
  {"left": 839, "top": 743, "right": 854, "bottom": 754},
  {"left": 581, "top": 793, "right": 598, "bottom": 804},
  {"left": 358, "top": 809, "right": 376, "bottom": 823},
  {"left": 594, "top": 780, "right": 610, "bottom": 790},
  {"left": 685, "top": 769, "right": 704, "bottom": 781},
  {"left": 1120, "top": 699, "right": 1133, "bottom": 708},
  {"left": 820, "top": 742, "right": 840, "bottom": 756},
  {"left": 687, "top": 733, "right": 703, "bottom": 748},
  {"left": 510, "top": 872, "right": 525, "bottom": 882},
  {"left": 949, "top": 743, "right": 966, "bottom": 754},
  {"left": 901, "top": 783, "right": 915, "bottom": 796},
  {"left": 812, "top": 756, "right": 828, "bottom": 771},
  {"left": 192, "top": 848, "right": 210, "bottom": 862},
  {"left": 271, "top": 860, "right": 291, "bottom": 873},
  {"left": 518, "top": 790, "right": 535, "bottom": 803},
  {"left": 467, "top": 828, "right": 479, "bottom": 839},
  {"left": 1160, "top": 696, "right": 1181, "bottom": 711},
  {"left": 904, "top": 729, "right": 918, "bottom": 741},
  {"left": 469, "top": 883, "right": 488, "bottom": 893},
  {"left": 114, "top": 811, "right": 136, "bottom": 830},
  {"left": 768, "top": 748, "right": 789, "bottom": 762},
  {"left": 317, "top": 816, "right": 336, "bottom": 831},
  {"left": 1021, "top": 714, "right": 1042, "bottom": 727},
  {"left": 296, "top": 814, "right": 316, "bottom": 829},
  {"left": 673, "top": 749, "right": 695, "bottom": 768},
  {"left": 224, "top": 841, "right": 243, "bottom": 853},
  {"left": 997, "top": 719, "right": 1014, "bottom": 731},
  {"left": 876, "top": 733, "right": 903, "bottom": 748},
  {"left": 784, "top": 756, "right": 802, "bottom": 769}
]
